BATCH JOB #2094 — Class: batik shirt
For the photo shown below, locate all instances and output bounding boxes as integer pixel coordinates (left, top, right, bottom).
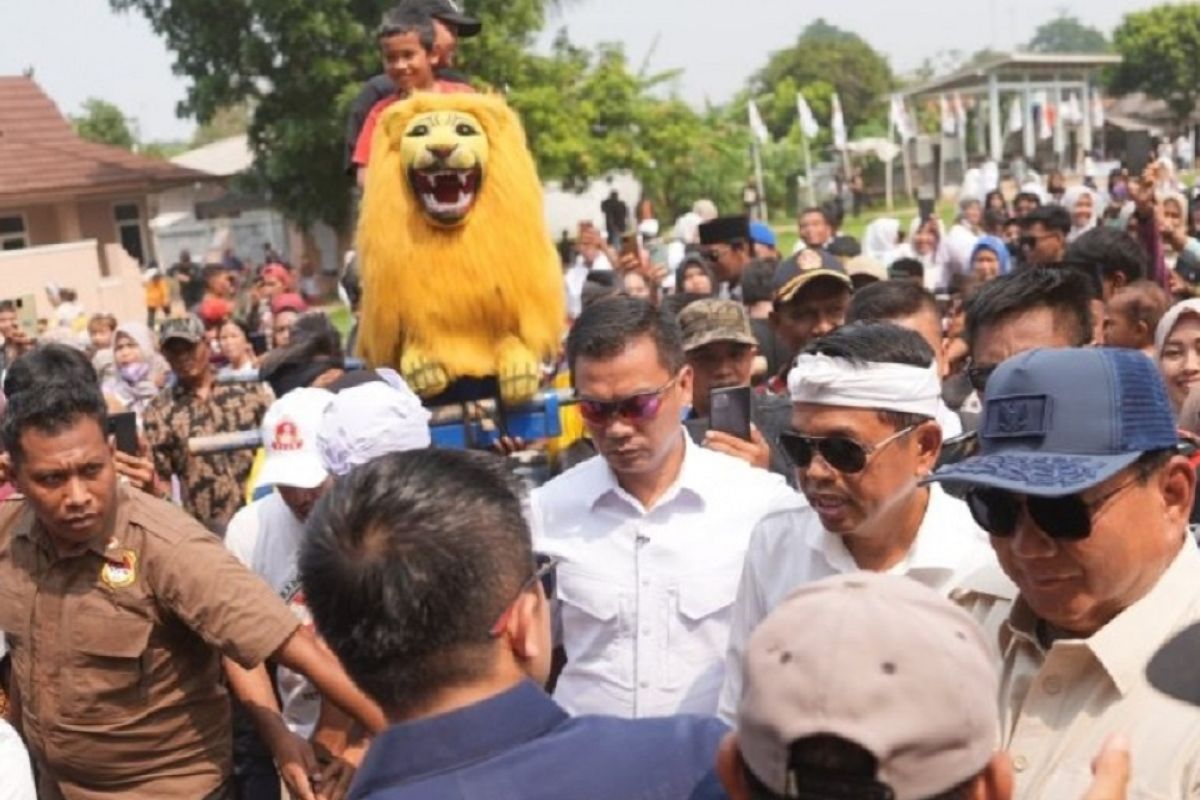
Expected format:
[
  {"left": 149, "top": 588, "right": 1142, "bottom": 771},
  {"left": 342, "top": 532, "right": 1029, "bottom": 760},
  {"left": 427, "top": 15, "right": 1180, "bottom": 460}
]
[{"left": 143, "top": 382, "right": 268, "bottom": 534}]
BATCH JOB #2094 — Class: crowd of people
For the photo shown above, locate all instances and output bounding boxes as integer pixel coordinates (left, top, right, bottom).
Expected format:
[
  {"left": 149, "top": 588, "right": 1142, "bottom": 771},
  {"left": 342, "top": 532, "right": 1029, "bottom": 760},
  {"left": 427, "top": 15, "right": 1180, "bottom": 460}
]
[{"left": 5, "top": 0, "right": 1200, "bottom": 798}]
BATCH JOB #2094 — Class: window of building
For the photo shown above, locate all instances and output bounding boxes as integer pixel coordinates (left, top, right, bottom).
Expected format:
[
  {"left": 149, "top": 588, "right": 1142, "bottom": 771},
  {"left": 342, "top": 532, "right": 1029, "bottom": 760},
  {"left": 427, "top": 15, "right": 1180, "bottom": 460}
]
[
  {"left": 0, "top": 215, "right": 28, "bottom": 251},
  {"left": 113, "top": 202, "right": 145, "bottom": 263}
]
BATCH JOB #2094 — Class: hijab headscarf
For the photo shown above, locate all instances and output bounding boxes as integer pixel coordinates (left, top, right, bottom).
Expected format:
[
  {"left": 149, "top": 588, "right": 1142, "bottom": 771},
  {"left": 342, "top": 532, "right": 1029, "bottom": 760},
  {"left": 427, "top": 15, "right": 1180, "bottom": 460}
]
[
  {"left": 968, "top": 236, "right": 1012, "bottom": 276},
  {"left": 862, "top": 218, "right": 901, "bottom": 265},
  {"left": 896, "top": 216, "right": 951, "bottom": 292},
  {"left": 1061, "top": 186, "right": 1099, "bottom": 243},
  {"left": 102, "top": 321, "right": 161, "bottom": 415},
  {"left": 1156, "top": 299, "right": 1200, "bottom": 360}
]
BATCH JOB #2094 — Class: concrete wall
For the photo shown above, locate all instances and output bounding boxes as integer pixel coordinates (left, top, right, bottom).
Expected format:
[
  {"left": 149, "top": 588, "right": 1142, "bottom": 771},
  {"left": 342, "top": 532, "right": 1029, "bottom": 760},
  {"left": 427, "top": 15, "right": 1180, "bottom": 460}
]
[{"left": 0, "top": 240, "right": 145, "bottom": 323}]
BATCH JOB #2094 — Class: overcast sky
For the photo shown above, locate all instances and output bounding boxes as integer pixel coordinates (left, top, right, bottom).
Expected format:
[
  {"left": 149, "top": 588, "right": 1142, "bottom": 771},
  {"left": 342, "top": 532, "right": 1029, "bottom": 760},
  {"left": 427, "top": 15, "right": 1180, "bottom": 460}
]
[{"left": 2, "top": 0, "right": 1168, "bottom": 142}]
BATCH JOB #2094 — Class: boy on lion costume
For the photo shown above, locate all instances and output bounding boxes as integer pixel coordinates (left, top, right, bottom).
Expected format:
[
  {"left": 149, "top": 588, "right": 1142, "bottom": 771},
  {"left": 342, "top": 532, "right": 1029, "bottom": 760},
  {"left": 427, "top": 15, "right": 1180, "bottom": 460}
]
[{"left": 356, "top": 92, "right": 565, "bottom": 406}]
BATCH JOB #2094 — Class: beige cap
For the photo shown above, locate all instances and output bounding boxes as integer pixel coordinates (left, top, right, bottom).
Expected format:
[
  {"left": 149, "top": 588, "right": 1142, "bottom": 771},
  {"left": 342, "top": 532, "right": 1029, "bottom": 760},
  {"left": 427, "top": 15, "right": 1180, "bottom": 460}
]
[{"left": 737, "top": 572, "right": 998, "bottom": 800}]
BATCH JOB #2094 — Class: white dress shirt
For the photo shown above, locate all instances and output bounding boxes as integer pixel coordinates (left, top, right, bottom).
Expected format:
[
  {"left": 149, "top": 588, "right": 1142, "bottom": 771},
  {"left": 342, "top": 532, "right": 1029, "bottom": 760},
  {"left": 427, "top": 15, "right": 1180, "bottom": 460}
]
[
  {"left": 717, "top": 483, "right": 999, "bottom": 721},
  {"left": 225, "top": 493, "right": 321, "bottom": 738},
  {"left": 531, "top": 433, "right": 803, "bottom": 718}
]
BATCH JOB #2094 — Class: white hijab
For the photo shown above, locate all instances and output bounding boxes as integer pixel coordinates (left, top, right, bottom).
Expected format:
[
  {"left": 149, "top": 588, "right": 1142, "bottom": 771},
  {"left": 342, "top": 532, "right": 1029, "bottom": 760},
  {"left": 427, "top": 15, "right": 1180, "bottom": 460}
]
[
  {"left": 1061, "top": 186, "right": 1099, "bottom": 242},
  {"left": 863, "top": 218, "right": 901, "bottom": 264}
]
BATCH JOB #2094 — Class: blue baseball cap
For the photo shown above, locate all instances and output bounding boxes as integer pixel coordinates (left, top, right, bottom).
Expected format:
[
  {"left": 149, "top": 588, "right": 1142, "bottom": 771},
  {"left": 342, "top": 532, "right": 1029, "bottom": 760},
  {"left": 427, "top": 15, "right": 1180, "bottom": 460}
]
[
  {"left": 749, "top": 220, "right": 777, "bottom": 248},
  {"left": 929, "top": 348, "right": 1179, "bottom": 497}
]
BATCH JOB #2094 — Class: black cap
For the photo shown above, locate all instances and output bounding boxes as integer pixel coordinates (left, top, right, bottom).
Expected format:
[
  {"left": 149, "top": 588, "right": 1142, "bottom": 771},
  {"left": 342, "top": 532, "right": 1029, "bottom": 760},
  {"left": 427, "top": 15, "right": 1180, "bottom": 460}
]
[
  {"left": 772, "top": 248, "right": 851, "bottom": 304},
  {"left": 698, "top": 216, "right": 751, "bottom": 245},
  {"left": 426, "top": 0, "right": 481, "bottom": 37}
]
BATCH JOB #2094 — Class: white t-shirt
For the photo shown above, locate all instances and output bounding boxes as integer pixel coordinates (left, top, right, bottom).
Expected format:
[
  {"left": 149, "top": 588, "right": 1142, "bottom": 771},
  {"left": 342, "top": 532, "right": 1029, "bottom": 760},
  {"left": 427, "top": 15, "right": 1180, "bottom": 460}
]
[{"left": 225, "top": 492, "right": 320, "bottom": 738}]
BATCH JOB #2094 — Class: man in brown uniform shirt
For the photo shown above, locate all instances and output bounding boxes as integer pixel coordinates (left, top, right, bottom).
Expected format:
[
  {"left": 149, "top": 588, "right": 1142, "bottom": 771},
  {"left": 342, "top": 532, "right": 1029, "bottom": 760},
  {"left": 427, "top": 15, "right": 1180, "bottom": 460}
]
[{"left": 0, "top": 374, "right": 384, "bottom": 798}]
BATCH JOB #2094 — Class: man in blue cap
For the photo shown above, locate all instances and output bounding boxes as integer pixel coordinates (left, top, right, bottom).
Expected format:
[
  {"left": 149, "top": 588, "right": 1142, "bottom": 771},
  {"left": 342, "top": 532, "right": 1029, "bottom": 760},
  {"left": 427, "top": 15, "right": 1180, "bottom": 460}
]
[
  {"left": 931, "top": 347, "right": 1200, "bottom": 798},
  {"left": 748, "top": 221, "right": 779, "bottom": 263}
]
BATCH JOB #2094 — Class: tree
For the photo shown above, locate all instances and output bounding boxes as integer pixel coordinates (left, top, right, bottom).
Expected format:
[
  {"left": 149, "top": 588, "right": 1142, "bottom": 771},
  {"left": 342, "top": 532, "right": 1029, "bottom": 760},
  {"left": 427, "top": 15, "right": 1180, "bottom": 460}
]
[
  {"left": 1110, "top": 4, "right": 1200, "bottom": 127},
  {"left": 71, "top": 97, "right": 137, "bottom": 149},
  {"left": 749, "top": 18, "right": 893, "bottom": 139},
  {"left": 1026, "top": 13, "right": 1109, "bottom": 53},
  {"left": 109, "top": 0, "right": 560, "bottom": 232}
]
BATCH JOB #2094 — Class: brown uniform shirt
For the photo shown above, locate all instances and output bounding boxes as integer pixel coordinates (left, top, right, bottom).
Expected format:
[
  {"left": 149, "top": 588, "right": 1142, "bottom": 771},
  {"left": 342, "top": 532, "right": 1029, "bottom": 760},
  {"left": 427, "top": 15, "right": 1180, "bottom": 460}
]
[
  {"left": 0, "top": 485, "right": 300, "bottom": 799},
  {"left": 142, "top": 381, "right": 269, "bottom": 534}
]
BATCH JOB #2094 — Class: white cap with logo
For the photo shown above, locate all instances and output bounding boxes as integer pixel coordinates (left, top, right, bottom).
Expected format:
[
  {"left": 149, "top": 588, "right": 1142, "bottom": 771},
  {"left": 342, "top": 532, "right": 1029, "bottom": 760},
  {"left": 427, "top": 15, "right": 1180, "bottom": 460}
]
[{"left": 258, "top": 387, "right": 335, "bottom": 489}]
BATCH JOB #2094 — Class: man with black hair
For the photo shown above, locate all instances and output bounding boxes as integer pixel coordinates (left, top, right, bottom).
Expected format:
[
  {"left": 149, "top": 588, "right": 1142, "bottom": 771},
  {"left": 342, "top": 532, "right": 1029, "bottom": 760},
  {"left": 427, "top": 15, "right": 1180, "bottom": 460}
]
[
  {"left": 300, "top": 449, "right": 728, "bottom": 799},
  {"left": 0, "top": 377, "right": 384, "bottom": 799},
  {"left": 350, "top": 5, "right": 475, "bottom": 185},
  {"left": 143, "top": 316, "right": 270, "bottom": 533},
  {"left": 698, "top": 216, "right": 755, "bottom": 296},
  {"left": 846, "top": 280, "right": 962, "bottom": 437},
  {"left": 1063, "top": 225, "right": 1149, "bottom": 301},
  {"left": 3, "top": 344, "right": 160, "bottom": 497},
  {"left": 795, "top": 206, "right": 833, "bottom": 252},
  {"left": 963, "top": 268, "right": 1094, "bottom": 402},
  {"left": 1013, "top": 191, "right": 1042, "bottom": 218},
  {"left": 532, "top": 296, "right": 799, "bottom": 718},
  {"left": 1019, "top": 204, "right": 1072, "bottom": 266},
  {"left": 718, "top": 321, "right": 995, "bottom": 722},
  {"left": 344, "top": 0, "right": 480, "bottom": 175},
  {"left": 741, "top": 260, "right": 786, "bottom": 378}
]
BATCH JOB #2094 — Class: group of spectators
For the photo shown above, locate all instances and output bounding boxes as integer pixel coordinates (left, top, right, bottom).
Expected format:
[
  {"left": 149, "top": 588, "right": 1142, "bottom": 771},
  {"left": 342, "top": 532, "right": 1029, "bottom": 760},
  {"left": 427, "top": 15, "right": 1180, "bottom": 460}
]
[
  {"left": 3, "top": 159, "right": 1199, "bottom": 799},
  {"left": 5, "top": 0, "right": 1200, "bottom": 793}
]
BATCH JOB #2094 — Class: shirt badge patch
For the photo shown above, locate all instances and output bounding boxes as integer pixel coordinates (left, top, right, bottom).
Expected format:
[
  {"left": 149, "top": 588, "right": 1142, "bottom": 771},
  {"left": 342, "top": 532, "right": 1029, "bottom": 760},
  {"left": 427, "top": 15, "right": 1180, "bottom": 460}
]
[{"left": 101, "top": 549, "right": 138, "bottom": 589}]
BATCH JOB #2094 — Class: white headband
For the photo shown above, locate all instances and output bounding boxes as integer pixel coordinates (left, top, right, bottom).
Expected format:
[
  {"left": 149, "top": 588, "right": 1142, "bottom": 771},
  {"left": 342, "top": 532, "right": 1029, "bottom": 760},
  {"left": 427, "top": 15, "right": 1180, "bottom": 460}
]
[{"left": 788, "top": 354, "right": 941, "bottom": 417}]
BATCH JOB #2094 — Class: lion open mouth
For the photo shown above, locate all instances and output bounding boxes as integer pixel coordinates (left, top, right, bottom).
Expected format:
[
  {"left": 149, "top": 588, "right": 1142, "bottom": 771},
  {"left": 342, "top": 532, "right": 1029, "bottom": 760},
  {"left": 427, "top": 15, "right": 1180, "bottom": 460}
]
[{"left": 409, "top": 167, "right": 481, "bottom": 225}]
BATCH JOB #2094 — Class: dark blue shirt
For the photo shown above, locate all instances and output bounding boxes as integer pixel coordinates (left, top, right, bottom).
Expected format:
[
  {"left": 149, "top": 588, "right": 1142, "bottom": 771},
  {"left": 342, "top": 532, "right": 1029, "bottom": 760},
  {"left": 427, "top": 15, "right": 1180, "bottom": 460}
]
[{"left": 348, "top": 680, "right": 729, "bottom": 800}]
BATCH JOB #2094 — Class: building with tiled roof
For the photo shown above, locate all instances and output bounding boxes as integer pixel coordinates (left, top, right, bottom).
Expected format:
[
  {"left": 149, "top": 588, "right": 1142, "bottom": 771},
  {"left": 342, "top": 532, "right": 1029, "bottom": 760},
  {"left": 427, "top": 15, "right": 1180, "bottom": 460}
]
[{"left": 0, "top": 75, "right": 206, "bottom": 322}]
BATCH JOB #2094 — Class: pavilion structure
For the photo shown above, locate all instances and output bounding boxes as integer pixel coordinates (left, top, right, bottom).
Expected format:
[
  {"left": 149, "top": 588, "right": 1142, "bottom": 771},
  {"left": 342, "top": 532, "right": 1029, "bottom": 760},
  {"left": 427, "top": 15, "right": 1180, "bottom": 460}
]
[{"left": 902, "top": 52, "right": 1122, "bottom": 166}]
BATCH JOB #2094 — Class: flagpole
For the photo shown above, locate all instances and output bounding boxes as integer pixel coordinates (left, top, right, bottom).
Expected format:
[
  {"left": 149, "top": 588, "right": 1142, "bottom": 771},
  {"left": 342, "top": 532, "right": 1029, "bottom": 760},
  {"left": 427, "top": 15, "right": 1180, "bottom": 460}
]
[
  {"left": 752, "top": 140, "right": 769, "bottom": 221},
  {"left": 801, "top": 129, "right": 816, "bottom": 208}
]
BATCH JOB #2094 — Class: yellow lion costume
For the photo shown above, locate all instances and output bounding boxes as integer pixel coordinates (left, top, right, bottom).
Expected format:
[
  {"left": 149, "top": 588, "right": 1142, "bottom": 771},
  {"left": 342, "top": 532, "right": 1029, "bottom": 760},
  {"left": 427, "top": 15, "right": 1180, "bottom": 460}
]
[{"left": 356, "top": 93, "right": 565, "bottom": 405}]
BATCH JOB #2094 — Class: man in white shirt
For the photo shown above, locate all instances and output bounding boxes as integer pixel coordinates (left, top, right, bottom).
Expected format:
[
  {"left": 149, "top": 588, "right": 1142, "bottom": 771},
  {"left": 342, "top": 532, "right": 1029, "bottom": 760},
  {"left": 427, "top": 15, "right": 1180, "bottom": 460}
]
[
  {"left": 226, "top": 387, "right": 337, "bottom": 740},
  {"left": 565, "top": 226, "right": 614, "bottom": 320},
  {"left": 718, "top": 321, "right": 1000, "bottom": 722},
  {"left": 227, "top": 371, "right": 435, "bottom": 739},
  {"left": 532, "top": 296, "right": 801, "bottom": 719}
]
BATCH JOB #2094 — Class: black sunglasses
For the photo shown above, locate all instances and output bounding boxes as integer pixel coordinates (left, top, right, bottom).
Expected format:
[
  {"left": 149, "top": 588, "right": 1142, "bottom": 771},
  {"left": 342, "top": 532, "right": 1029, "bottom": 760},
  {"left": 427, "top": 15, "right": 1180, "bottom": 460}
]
[
  {"left": 965, "top": 360, "right": 997, "bottom": 394},
  {"left": 779, "top": 425, "right": 917, "bottom": 474},
  {"left": 965, "top": 478, "right": 1137, "bottom": 540},
  {"left": 489, "top": 554, "right": 558, "bottom": 637}
]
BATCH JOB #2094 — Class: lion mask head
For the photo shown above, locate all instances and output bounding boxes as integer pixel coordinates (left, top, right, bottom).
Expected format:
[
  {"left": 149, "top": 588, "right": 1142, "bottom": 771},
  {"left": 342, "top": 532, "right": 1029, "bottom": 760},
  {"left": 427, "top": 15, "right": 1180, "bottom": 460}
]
[
  {"left": 398, "top": 109, "right": 488, "bottom": 227},
  {"left": 356, "top": 93, "right": 566, "bottom": 384}
]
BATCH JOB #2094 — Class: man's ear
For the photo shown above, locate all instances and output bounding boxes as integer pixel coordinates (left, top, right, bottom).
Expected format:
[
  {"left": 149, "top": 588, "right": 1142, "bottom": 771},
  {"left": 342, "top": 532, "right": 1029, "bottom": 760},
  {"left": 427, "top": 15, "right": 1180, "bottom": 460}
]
[
  {"left": 915, "top": 419, "right": 943, "bottom": 475},
  {"left": 715, "top": 733, "right": 753, "bottom": 800},
  {"left": 507, "top": 590, "right": 545, "bottom": 664},
  {"left": 1159, "top": 455, "right": 1196, "bottom": 530}
]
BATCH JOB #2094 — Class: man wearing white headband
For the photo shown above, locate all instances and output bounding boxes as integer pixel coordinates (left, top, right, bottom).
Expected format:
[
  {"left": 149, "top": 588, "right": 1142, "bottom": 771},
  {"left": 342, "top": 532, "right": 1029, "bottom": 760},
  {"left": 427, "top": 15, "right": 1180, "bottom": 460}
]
[{"left": 717, "top": 321, "right": 1001, "bottom": 722}]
